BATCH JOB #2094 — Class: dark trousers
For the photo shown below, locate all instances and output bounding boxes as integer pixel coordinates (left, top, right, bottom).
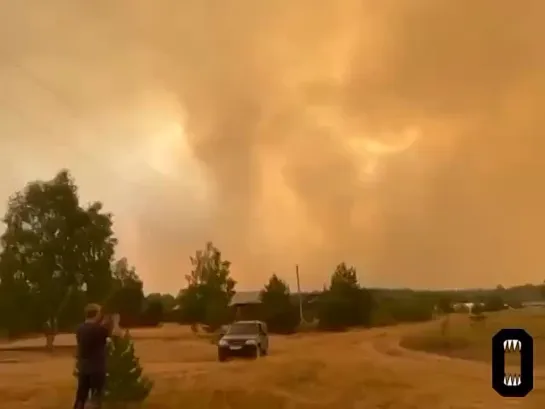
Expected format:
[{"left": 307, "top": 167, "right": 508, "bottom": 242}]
[{"left": 73, "top": 371, "right": 106, "bottom": 409}]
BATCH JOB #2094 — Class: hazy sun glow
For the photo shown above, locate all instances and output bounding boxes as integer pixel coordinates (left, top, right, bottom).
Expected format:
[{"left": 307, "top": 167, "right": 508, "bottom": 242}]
[
  {"left": 146, "top": 121, "right": 186, "bottom": 176},
  {"left": 141, "top": 116, "right": 213, "bottom": 206}
]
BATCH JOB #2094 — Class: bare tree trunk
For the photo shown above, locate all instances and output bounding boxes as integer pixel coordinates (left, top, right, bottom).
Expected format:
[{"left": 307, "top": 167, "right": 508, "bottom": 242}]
[
  {"left": 44, "top": 286, "right": 75, "bottom": 352},
  {"left": 440, "top": 315, "right": 450, "bottom": 337},
  {"left": 44, "top": 317, "right": 57, "bottom": 352}
]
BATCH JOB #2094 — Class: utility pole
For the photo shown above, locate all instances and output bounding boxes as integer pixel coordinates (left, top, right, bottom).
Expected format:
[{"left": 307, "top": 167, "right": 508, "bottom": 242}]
[{"left": 295, "top": 264, "right": 303, "bottom": 323}]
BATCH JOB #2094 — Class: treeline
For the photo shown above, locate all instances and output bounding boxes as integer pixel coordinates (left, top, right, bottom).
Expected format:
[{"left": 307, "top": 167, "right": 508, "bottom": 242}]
[
  {"left": 131, "top": 275, "right": 542, "bottom": 334},
  {"left": 170, "top": 242, "right": 451, "bottom": 334},
  {"left": 0, "top": 170, "right": 542, "bottom": 346}
]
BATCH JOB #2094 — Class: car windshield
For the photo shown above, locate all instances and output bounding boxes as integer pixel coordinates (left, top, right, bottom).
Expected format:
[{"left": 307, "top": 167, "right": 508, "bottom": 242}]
[{"left": 226, "top": 322, "right": 260, "bottom": 335}]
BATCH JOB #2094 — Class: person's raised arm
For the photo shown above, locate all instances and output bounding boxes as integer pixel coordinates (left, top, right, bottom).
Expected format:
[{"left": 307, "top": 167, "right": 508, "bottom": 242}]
[
  {"left": 110, "top": 313, "right": 122, "bottom": 337},
  {"left": 100, "top": 313, "right": 122, "bottom": 338}
]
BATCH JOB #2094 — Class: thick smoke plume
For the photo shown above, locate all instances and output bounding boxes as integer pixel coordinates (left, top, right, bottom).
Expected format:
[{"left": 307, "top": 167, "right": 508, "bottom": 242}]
[{"left": 1, "top": 0, "right": 544, "bottom": 292}]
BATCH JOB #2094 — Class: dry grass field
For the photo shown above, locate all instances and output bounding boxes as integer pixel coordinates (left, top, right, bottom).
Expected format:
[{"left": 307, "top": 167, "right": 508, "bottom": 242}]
[
  {"left": 401, "top": 308, "right": 545, "bottom": 366},
  {"left": 1, "top": 311, "right": 545, "bottom": 408}
]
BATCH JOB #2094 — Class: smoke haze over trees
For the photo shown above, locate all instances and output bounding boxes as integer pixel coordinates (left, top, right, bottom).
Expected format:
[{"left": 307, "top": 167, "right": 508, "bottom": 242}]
[{"left": 0, "top": 0, "right": 544, "bottom": 292}]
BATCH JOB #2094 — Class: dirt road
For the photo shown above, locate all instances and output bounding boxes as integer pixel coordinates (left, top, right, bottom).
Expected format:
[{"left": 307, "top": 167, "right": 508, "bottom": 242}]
[{"left": 0, "top": 323, "right": 543, "bottom": 408}]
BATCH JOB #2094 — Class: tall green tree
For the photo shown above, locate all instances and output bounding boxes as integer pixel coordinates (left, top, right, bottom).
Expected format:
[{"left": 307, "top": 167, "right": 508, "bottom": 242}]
[
  {"left": 145, "top": 293, "right": 177, "bottom": 323},
  {"left": 178, "top": 242, "right": 236, "bottom": 331},
  {"left": 140, "top": 299, "right": 164, "bottom": 326},
  {"left": 146, "top": 293, "right": 176, "bottom": 312},
  {"left": 0, "top": 170, "right": 116, "bottom": 346},
  {"left": 436, "top": 295, "right": 454, "bottom": 314},
  {"left": 317, "top": 263, "right": 373, "bottom": 331},
  {"left": 260, "top": 274, "right": 299, "bottom": 334},
  {"left": 106, "top": 258, "right": 145, "bottom": 327}
]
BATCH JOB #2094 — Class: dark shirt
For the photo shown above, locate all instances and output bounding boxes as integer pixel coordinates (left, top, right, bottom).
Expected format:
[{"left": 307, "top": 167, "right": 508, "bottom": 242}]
[{"left": 76, "top": 322, "right": 109, "bottom": 374}]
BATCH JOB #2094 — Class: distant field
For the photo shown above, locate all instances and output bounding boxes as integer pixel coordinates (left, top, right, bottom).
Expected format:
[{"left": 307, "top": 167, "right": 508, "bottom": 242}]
[
  {"left": 401, "top": 308, "right": 545, "bottom": 365},
  {"left": 0, "top": 317, "right": 544, "bottom": 408}
]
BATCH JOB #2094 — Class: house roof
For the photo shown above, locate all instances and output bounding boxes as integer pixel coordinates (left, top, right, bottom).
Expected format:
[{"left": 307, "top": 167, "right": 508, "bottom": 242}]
[
  {"left": 229, "top": 291, "right": 261, "bottom": 306},
  {"left": 229, "top": 290, "right": 319, "bottom": 306}
]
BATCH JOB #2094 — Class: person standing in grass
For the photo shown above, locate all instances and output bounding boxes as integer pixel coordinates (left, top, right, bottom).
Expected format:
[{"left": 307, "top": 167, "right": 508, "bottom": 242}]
[{"left": 73, "top": 303, "right": 120, "bottom": 409}]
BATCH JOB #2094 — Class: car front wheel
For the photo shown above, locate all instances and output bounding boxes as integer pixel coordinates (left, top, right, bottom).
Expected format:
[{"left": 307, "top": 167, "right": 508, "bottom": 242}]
[{"left": 218, "top": 349, "right": 228, "bottom": 362}]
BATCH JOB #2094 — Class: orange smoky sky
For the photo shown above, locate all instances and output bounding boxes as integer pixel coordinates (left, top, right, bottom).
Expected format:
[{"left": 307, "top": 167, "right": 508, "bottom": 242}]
[{"left": 0, "top": 0, "right": 544, "bottom": 293}]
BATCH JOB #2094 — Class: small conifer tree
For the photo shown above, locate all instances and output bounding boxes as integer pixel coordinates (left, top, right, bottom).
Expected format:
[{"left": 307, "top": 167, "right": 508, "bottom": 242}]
[
  {"left": 74, "top": 330, "right": 153, "bottom": 406},
  {"left": 105, "top": 330, "right": 153, "bottom": 403}
]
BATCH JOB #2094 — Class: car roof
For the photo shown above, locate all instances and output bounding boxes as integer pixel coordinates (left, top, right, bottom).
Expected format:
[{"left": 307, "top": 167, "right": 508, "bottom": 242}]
[{"left": 233, "top": 320, "right": 264, "bottom": 324}]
